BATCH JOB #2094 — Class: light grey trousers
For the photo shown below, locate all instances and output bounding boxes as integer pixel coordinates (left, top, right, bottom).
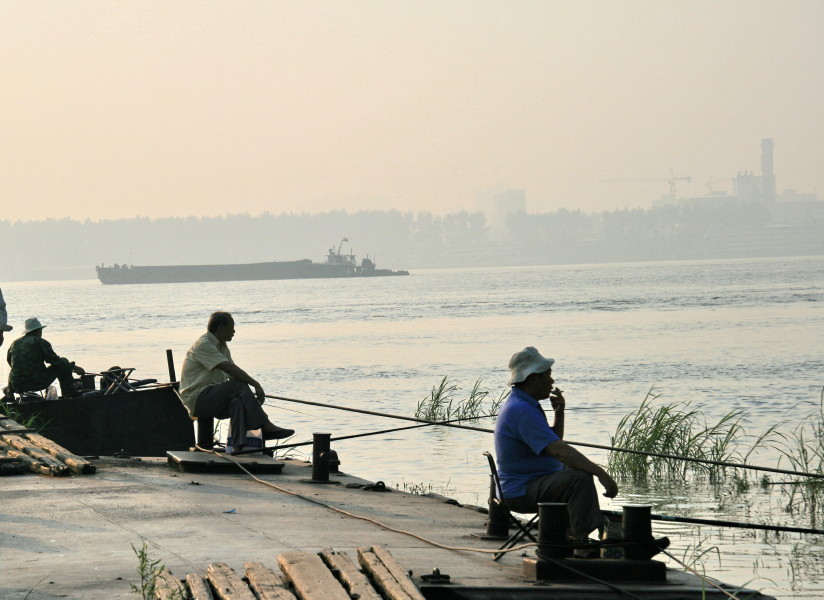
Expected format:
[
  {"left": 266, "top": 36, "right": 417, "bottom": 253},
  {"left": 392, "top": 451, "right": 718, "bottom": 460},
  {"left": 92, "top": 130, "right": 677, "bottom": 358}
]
[{"left": 505, "top": 469, "right": 603, "bottom": 537}]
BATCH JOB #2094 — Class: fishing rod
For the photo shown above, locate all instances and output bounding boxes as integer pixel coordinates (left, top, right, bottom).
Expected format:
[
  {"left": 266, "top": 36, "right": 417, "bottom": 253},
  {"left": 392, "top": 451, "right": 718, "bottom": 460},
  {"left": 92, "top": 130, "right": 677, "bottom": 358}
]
[
  {"left": 232, "top": 415, "right": 486, "bottom": 455},
  {"left": 265, "top": 393, "right": 824, "bottom": 480},
  {"left": 601, "top": 509, "right": 824, "bottom": 536}
]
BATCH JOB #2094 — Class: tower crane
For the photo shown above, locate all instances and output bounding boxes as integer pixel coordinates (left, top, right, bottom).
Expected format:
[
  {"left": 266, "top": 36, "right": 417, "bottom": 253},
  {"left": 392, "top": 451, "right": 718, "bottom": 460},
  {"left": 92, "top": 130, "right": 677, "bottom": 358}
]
[{"left": 598, "top": 169, "right": 692, "bottom": 201}]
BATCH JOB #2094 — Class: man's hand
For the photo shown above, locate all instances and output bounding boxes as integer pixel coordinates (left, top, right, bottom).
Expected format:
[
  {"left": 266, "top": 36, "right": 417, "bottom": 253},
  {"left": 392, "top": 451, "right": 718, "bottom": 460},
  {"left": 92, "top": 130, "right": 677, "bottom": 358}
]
[
  {"left": 549, "top": 388, "right": 565, "bottom": 412},
  {"left": 599, "top": 473, "right": 619, "bottom": 498},
  {"left": 253, "top": 382, "right": 265, "bottom": 405},
  {"left": 73, "top": 365, "right": 85, "bottom": 376}
]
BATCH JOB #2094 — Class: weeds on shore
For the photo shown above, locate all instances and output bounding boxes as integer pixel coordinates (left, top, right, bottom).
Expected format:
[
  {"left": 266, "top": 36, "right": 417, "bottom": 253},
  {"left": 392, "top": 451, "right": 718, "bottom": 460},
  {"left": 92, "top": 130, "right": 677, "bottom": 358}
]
[
  {"left": 608, "top": 388, "right": 777, "bottom": 483},
  {"left": 776, "top": 388, "right": 824, "bottom": 522},
  {"left": 0, "top": 398, "right": 43, "bottom": 431},
  {"left": 415, "top": 376, "right": 507, "bottom": 422},
  {"left": 130, "top": 540, "right": 183, "bottom": 600}
]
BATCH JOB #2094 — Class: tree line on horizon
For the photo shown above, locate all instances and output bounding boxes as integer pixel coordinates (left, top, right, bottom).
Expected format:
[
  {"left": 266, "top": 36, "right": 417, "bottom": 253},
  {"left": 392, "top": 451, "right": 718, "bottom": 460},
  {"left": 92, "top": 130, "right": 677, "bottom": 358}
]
[{"left": 1, "top": 202, "right": 822, "bottom": 282}]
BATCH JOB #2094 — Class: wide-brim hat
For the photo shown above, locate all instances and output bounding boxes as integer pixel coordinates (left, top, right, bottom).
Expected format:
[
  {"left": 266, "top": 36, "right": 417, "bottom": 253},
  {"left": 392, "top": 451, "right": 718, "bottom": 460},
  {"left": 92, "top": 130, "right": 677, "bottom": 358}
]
[
  {"left": 508, "top": 346, "right": 554, "bottom": 386},
  {"left": 24, "top": 317, "right": 46, "bottom": 334}
]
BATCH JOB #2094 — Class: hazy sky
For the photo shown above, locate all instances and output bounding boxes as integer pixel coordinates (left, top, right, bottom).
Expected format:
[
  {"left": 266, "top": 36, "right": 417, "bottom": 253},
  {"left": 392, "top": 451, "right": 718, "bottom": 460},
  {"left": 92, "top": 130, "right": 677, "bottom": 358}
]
[{"left": 2, "top": 1, "right": 822, "bottom": 222}]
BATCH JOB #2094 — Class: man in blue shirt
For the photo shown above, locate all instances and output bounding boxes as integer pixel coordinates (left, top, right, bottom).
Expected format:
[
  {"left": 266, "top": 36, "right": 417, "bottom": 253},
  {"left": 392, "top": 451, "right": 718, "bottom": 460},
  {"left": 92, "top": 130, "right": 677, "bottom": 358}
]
[{"left": 494, "top": 346, "right": 618, "bottom": 546}]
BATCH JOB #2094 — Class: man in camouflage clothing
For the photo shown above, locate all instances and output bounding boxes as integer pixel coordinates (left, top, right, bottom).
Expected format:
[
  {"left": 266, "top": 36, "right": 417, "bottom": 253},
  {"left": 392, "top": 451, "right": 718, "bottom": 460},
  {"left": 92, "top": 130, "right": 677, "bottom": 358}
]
[{"left": 6, "top": 317, "right": 85, "bottom": 398}]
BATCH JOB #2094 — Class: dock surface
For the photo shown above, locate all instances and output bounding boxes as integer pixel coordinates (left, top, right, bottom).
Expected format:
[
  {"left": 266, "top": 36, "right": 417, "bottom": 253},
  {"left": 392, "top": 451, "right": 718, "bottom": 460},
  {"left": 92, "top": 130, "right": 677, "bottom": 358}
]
[
  {"left": 2, "top": 454, "right": 514, "bottom": 598},
  {"left": 2, "top": 453, "right": 774, "bottom": 599}
]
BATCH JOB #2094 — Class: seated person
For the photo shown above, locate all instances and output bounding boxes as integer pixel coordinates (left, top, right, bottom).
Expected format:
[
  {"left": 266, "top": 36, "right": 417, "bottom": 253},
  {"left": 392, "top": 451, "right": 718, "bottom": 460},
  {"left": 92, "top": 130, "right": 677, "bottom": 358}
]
[
  {"left": 6, "top": 318, "right": 85, "bottom": 398},
  {"left": 494, "top": 346, "right": 618, "bottom": 554}
]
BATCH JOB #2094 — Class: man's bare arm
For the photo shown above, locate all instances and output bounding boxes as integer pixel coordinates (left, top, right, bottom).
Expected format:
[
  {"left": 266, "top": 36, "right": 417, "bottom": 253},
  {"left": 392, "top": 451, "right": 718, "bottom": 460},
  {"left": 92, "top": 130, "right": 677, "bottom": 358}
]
[
  {"left": 215, "top": 361, "right": 265, "bottom": 403},
  {"left": 544, "top": 439, "right": 618, "bottom": 498}
]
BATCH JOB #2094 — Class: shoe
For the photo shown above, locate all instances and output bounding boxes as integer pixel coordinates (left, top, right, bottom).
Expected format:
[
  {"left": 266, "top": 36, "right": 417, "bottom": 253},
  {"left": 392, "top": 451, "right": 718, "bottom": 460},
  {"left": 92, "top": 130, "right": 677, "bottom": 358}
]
[{"left": 262, "top": 425, "right": 294, "bottom": 440}]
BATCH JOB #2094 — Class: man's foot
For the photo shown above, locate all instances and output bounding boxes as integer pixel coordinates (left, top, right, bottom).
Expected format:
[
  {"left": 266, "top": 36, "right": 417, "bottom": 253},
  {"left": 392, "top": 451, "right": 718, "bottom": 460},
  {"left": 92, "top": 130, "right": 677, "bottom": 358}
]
[
  {"left": 230, "top": 446, "right": 247, "bottom": 456},
  {"left": 262, "top": 424, "right": 294, "bottom": 440}
]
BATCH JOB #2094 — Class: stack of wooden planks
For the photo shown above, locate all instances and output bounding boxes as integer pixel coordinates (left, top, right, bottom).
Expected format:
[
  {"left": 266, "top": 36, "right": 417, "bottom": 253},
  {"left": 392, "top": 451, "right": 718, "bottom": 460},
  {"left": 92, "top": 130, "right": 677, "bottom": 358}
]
[
  {"left": 0, "top": 415, "right": 96, "bottom": 476},
  {"left": 152, "top": 546, "right": 426, "bottom": 600}
]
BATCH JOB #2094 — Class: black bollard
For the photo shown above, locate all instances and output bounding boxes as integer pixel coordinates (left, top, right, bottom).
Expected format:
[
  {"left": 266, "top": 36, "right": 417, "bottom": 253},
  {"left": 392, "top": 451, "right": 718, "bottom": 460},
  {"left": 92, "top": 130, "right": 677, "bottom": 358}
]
[
  {"left": 303, "top": 432, "right": 339, "bottom": 484},
  {"left": 536, "top": 502, "right": 571, "bottom": 560},
  {"left": 622, "top": 504, "right": 653, "bottom": 559}
]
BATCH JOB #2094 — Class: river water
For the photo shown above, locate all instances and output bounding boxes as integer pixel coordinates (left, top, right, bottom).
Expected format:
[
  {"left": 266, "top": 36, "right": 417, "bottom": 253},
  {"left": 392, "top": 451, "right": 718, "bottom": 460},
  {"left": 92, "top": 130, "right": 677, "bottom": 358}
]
[{"left": 3, "top": 256, "right": 823, "bottom": 598}]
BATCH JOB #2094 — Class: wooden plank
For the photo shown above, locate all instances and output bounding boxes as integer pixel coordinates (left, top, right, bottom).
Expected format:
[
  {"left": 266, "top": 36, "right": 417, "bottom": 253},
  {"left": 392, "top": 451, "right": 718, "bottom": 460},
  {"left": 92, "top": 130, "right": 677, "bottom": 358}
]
[
  {"left": 206, "top": 562, "right": 256, "bottom": 600},
  {"left": 155, "top": 569, "right": 186, "bottom": 600},
  {"left": 244, "top": 561, "right": 297, "bottom": 600},
  {"left": 186, "top": 573, "right": 214, "bottom": 600},
  {"left": 319, "top": 549, "right": 383, "bottom": 600},
  {"left": 0, "top": 441, "right": 65, "bottom": 476},
  {"left": 371, "top": 546, "right": 427, "bottom": 600},
  {"left": 357, "top": 547, "right": 412, "bottom": 600},
  {"left": 277, "top": 551, "right": 350, "bottom": 600},
  {"left": 0, "top": 417, "right": 33, "bottom": 432},
  {"left": 24, "top": 432, "right": 97, "bottom": 474},
  {"left": 2, "top": 435, "right": 70, "bottom": 472}
]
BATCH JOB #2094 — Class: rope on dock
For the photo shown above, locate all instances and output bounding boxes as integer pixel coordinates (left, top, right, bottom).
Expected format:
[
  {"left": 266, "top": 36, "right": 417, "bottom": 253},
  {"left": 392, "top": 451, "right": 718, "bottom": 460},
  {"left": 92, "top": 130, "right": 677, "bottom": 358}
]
[
  {"left": 263, "top": 393, "right": 824, "bottom": 480},
  {"left": 196, "top": 445, "right": 536, "bottom": 557}
]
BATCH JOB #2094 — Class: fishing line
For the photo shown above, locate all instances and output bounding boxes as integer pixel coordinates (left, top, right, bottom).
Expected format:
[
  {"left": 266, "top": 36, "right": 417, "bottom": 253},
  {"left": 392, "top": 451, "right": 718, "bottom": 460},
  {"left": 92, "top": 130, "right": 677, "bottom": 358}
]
[
  {"left": 232, "top": 415, "right": 495, "bottom": 455},
  {"left": 601, "top": 510, "right": 824, "bottom": 536},
  {"left": 265, "top": 393, "right": 824, "bottom": 480}
]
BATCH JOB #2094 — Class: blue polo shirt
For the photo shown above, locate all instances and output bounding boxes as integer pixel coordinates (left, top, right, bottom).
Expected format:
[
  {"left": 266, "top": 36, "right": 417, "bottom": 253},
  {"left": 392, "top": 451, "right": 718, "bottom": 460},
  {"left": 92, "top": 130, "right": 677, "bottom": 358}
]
[{"left": 494, "top": 386, "right": 563, "bottom": 498}]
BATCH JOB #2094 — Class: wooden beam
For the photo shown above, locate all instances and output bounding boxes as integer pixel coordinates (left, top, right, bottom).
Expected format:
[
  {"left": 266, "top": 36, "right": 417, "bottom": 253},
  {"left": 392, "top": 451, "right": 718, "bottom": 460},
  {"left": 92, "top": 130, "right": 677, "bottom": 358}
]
[
  {"left": 0, "top": 441, "right": 65, "bottom": 476},
  {"left": 357, "top": 547, "right": 412, "bottom": 600},
  {"left": 371, "top": 546, "right": 426, "bottom": 600},
  {"left": 277, "top": 551, "right": 350, "bottom": 600},
  {"left": 155, "top": 569, "right": 186, "bottom": 600},
  {"left": 24, "top": 432, "right": 97, "bottom": 474},
  {"left": 357, "top": 547, "right": 426, "bottom": 600},
  {"left": 186, "top": 573, "right": 214, "bottom": 600},
  {"left": 206, "top": 562, "right": 256, "bottom": 600},
  {"left": 319, "top": 549, "right": 383, "bottom": 600},
  {"left": 244, "top": 561, "right": 297, "bottom": 600}
]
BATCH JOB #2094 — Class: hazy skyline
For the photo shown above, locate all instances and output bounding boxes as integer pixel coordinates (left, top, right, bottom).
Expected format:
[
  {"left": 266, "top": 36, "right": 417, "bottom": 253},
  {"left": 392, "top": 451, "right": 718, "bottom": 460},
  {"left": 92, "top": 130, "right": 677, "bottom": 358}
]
[{"left": 3, "top": 1, "right": 822, "bottom": 223}]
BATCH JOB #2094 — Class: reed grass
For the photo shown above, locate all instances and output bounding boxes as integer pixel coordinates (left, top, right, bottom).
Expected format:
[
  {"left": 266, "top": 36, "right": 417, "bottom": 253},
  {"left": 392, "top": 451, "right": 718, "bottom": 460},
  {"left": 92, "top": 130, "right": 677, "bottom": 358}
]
[
  {"left": 415, "top": 376, "right": 507, "bottom": 421},
  {"left": 608, "top": 388, "right": 771, "bottom": 483},
  {"left": 776, "top": 388, "right": 824, "bottom": 522},
  {"left": 0, "top": 398, "right": 43, "bottom": 431}
]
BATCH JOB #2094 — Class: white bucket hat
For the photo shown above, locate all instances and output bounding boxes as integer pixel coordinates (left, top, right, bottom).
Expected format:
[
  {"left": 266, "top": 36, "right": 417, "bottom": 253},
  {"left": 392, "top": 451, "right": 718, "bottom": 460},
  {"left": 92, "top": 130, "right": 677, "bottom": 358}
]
[
  {"left": 24, "top": 317, "right": 46, "bottom": 334},
  {"left": 508, "top": 346, "right": 555, "bottom": 386}
]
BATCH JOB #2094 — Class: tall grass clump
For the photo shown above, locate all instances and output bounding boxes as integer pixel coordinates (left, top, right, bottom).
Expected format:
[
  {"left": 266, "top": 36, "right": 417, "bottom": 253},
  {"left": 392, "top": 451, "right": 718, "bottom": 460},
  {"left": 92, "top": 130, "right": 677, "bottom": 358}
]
[
  {"left": 0, "top": 397, "right": 43, "bottom": 431},
  {"left": 415, "top": 376, "right": 508, "bottom": 422},
  {"left": 608, "top": 388, "right": 772, "bottom": 482},
  {"left": 777, "top": 388, "right": 824, "bottom": 522}
]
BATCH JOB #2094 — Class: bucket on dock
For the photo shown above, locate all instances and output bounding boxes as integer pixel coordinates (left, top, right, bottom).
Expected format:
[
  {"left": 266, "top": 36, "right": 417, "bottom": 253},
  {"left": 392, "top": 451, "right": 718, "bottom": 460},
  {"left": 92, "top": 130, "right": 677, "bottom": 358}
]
[{"left": 225, "top": 429, "right": 263, "bottom": 455}]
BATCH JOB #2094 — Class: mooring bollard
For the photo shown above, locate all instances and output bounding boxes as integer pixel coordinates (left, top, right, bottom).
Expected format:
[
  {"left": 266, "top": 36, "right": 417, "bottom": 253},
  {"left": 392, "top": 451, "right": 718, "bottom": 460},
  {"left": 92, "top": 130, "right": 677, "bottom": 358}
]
[
  {"left": 622, "top": 504, "right": 653, "bottom": 559},
  {"left": 536, "top": 502, "right": 571, "bottom": 559},
  {"left": 307, "top": 432, "right": 340, "bottom": 484}
]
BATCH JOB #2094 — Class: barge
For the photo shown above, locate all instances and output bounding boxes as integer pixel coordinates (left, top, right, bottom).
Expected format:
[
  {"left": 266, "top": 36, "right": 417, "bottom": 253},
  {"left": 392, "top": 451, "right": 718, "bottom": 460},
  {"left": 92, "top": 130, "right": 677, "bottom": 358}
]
[{"left": 96, "top": 241, "right": 409, "bottom": 285}]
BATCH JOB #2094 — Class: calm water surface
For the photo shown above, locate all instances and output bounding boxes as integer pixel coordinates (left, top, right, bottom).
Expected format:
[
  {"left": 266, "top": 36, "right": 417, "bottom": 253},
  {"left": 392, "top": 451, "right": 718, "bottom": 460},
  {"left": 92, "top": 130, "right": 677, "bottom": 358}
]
[{"left": 3, "top": 256, "right": 823, "bottom": 598}]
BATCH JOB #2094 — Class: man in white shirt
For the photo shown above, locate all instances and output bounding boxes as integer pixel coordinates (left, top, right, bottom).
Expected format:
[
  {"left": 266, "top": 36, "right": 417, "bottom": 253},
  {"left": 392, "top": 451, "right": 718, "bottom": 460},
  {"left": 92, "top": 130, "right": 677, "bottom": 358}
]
[{"left": 179, "top": 311, "right": 293, "bottom": 454}]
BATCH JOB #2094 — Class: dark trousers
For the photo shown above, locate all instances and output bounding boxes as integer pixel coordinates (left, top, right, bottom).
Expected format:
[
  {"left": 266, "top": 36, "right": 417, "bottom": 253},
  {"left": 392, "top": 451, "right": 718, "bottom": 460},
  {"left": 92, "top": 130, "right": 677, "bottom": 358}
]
[
  {"left": 193, "top": 380, "right": 269, "bottom": 449},
  {"left": 505, "top": 469, "right": 603, "bottom": 538},
  {"left": 12, "top": 363, "right": 77, "bottom": 398}
]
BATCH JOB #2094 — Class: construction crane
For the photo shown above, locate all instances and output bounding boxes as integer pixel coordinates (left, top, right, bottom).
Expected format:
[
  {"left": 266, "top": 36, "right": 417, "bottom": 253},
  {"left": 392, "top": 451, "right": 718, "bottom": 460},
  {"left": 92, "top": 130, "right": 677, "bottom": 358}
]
[{"left": 598, "top": 169, "right": 691, "bottom": 201}]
